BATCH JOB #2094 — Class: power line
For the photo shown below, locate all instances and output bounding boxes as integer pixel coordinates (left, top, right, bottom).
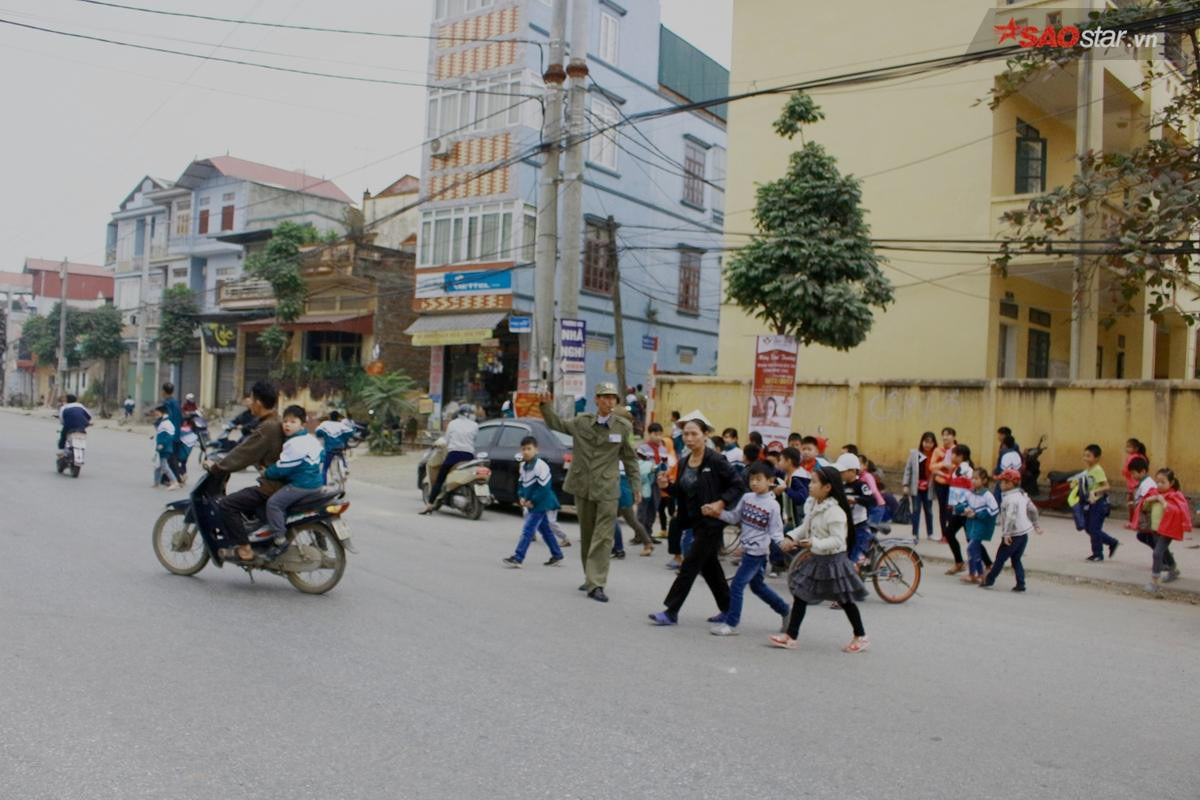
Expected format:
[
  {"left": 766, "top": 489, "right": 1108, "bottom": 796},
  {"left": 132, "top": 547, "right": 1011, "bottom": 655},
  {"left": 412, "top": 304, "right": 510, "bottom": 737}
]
[
  {"left": 74, "top": 0, "right": 544, "bottom": 46},
  {"left": 0, "top": 17, "right": 541, "bottom": 97}
]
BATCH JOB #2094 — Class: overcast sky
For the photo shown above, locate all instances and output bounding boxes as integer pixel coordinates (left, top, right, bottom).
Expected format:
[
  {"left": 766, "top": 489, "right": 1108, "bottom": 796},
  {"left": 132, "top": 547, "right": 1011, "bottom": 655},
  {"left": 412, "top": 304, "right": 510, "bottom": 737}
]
[{"left": 0, "top": 0, "right": 732, "bottom": 271}]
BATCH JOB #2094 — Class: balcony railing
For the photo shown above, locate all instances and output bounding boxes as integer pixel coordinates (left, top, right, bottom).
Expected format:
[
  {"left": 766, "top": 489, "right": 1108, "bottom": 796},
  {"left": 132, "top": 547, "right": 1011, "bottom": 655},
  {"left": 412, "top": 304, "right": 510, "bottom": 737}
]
[{"left": 217, "top": 277, "right": 276, "bottom": 309}]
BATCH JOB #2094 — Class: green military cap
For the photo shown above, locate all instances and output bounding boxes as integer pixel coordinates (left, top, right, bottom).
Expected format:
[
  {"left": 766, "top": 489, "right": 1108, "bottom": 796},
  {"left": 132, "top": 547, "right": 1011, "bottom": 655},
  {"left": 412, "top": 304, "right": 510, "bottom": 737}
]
[{"left": 594, "top": 381, "right": 620, "bottom": 397}]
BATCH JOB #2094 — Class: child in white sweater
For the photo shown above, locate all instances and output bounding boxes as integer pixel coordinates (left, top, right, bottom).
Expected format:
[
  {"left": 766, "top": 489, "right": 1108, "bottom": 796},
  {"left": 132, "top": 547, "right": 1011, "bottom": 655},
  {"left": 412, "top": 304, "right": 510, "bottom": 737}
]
[{"left": 982, "top": 469, "right": 1043, "bottom": 591}]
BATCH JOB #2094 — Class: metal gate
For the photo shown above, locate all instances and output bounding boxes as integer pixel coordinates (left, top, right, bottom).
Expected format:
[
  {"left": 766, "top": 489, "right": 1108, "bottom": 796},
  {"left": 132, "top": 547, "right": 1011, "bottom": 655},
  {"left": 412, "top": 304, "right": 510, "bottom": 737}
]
[
  {"left": 215, "top": 355, "right": 236, "bottom": 408},
  {"left": 179, "top": 348, "right": 201, "bottom": 400}
]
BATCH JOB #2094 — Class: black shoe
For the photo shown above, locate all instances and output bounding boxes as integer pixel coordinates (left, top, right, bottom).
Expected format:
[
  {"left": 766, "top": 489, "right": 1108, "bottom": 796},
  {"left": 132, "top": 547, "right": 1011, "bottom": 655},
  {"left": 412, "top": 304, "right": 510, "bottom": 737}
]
[
  {"left": 263, "top": 541, "right": 289, "bottom": 561},
  {"left": 611, "top": 550, "right": 626, "bottom": 560},
  {"left": 588, "top": 587, "right": 609, "bottom": 603},
  {"left": 1086, "top": 555, "right": 1103, "bottom": 562},
  {"left": 1012, "top": 585, "right": 1026, "bottom": 592},
  {"left": 544, "top": 556, "right": 563, "bottom": 567},
  {"left": 578, "top": 583, "right": 589, "bottom": 591},
  {"left": 502, "top": 556, "right": 522, "bottom": 568},
  {"left": 1108, "top": 541, "right": 1120, "bottom": 559}
]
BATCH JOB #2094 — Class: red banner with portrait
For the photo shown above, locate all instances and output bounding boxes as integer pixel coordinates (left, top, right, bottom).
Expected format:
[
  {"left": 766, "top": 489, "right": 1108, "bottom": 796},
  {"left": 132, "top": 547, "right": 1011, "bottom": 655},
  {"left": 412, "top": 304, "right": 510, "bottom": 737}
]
[{"left": 748, "top": 335, "right": 798, "bottom": 451}]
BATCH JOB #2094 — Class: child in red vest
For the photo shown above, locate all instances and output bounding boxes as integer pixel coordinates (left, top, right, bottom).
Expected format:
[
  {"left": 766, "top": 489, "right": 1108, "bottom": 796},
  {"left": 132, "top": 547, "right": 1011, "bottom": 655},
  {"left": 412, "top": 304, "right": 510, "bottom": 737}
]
[{"left": 1131, "top": 467, "right": 1189, "bottom": 593}]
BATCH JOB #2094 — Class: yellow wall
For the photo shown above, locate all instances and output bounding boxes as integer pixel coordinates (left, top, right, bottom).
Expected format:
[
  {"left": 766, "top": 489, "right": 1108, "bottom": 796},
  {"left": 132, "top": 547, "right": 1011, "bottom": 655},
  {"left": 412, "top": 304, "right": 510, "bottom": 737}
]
[{"left": 659, "top": 375, "right": 1200, "bottom": 490}]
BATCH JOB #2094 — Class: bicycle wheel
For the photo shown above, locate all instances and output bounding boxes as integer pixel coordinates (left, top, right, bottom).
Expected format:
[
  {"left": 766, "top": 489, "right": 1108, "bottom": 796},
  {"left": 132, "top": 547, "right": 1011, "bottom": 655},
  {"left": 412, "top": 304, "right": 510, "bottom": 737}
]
[
  {"left": 871, "top": 545, "right": 921, "bottom": 604},
  {"left": 328, "top": 456, "right": 346, "bottom": 493}
]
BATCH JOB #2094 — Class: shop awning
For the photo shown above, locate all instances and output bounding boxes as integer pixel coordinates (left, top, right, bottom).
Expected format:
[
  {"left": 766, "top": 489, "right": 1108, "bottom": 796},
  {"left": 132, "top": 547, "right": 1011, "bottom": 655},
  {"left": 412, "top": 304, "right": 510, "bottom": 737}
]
[
  {"left": 404, "top": 311, "right": 507, "bottom": 346},
  {"left": 239, "top": 313, "right": 374, "bottom": 335}
]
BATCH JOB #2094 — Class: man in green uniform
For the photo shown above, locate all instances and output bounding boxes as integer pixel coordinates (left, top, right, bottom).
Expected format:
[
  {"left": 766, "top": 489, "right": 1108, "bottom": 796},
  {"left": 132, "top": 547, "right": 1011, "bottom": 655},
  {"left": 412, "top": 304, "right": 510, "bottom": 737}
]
[{"left": 540, "top": 383, "right": 640, "bottom": 603}]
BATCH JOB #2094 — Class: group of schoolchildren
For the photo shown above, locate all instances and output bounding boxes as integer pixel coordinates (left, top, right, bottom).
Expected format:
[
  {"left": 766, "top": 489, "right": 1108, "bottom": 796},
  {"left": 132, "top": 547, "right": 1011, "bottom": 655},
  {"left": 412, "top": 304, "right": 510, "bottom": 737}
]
[{"left": 1120, "top": 439, "right": 1189, "bottom": 593}]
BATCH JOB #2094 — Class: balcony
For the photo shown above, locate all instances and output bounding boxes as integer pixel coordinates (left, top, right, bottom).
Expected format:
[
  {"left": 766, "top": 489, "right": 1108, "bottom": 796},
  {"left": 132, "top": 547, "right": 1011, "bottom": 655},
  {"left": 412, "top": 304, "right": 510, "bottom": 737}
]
[{"left": 217, "top": 277, "right": 276, "bottom": 311}]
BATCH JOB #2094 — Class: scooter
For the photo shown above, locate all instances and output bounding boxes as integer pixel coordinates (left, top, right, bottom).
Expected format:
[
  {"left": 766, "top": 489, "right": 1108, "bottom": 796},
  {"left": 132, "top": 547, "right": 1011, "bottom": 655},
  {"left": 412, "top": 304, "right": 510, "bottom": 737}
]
[
  {"left": 150, "top": 462, "right": 353, "bottom": 594},
  {"left": 419, "top": 438, "right": 492, "bottom": 520},
  {"left": 56, "top": 430, "right": 87, "bottom": 478}
]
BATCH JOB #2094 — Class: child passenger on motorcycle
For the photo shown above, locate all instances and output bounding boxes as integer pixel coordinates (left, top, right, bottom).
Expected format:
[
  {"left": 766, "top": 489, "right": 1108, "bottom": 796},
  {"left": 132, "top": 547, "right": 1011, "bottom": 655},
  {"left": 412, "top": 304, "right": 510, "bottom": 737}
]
[{"left": 262, "top": 405, "right": 326, "bottom": 560}]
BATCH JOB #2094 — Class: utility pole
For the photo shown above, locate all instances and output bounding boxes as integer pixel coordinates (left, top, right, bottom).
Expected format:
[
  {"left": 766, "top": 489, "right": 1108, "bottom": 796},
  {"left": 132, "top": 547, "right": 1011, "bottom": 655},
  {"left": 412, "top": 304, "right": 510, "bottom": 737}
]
[
  {"left": 134, "top": 231, "right": 151, "bottom": 418},
  {"left": 0, "top": 290, "right": 8, "bottom": 402},
  {"left": 533, "top": 0, "right": 568, "bottom": 392},
  {"left": 606, "top": 216, "right": 627, "bottom": 397},
  {"left": 558, "top": 0, "right": 589, "bottom": 320},
  {"left": 1070, "top": 0, "right": 1102, "bottom": 380},
  {"left": 55, "top": 258, "right": 69, "bottom": 401}
]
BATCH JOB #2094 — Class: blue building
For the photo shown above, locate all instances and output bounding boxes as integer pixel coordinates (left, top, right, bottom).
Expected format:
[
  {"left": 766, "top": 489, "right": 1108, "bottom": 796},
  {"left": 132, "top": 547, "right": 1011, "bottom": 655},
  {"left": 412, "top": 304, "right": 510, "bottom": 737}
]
[{"left": 409, "top": 0, "right": 728, "bottom": 421}]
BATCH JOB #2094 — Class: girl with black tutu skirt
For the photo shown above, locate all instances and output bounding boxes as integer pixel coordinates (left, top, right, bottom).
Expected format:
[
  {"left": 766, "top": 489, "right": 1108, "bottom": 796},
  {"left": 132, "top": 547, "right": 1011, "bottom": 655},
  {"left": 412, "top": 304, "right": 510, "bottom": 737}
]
[{"left": 769, "top": 465, "right": 870, "bottom": 653}]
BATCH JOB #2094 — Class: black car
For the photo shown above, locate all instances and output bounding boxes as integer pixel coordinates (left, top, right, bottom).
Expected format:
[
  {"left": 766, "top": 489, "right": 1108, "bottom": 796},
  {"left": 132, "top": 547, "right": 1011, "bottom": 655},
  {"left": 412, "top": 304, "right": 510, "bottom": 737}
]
[{"left": 417, "top": 418, "right": 575, "bottom": 508}]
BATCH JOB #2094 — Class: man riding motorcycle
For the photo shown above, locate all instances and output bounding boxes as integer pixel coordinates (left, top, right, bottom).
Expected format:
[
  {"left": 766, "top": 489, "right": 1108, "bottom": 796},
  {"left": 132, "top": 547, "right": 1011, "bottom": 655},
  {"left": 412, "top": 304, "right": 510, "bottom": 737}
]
[
  {"left": 203, "top": 381, "right": 284, "bottom": 563},
  {"left": 57, "top": 393, "right": 92, "bottom": 452}
]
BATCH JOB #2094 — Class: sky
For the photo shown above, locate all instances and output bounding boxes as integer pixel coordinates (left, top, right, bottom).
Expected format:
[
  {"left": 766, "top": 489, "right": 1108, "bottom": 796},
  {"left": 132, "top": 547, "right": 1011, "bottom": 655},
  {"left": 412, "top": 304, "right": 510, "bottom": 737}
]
[{"left": 0, "top": 0, "right": 733, "bottom": 271}]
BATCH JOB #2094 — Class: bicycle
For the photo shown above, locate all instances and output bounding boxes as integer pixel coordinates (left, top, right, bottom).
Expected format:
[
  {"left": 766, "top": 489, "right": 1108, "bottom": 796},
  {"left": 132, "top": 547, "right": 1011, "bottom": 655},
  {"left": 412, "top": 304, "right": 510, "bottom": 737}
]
[
  {"left": 788, "top": 524, "right": 923, "bottom": 604},
  {"left": 327, "top": 448, "right": 350, "bottom": 493}
]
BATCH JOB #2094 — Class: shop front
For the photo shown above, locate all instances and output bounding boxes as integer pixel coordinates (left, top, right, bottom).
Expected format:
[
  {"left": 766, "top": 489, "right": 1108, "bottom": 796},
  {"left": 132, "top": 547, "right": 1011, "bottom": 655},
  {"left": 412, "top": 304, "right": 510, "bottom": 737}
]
[{"left": 405, "top": 311, "right": 520, "bottom": 424}]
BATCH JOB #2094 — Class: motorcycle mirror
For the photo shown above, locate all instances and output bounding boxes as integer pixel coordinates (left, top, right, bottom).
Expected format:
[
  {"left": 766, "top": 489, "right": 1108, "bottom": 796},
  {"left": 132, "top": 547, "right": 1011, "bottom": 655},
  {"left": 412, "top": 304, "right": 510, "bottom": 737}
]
[{"left": 513, "top": 451, "right": 523, "bottom": 460}]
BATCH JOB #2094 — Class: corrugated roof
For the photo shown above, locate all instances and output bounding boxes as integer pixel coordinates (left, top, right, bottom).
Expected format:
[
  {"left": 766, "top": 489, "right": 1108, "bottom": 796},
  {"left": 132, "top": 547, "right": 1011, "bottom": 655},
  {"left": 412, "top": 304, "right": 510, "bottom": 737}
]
[
  {"left": 23, "top": 258, "right": 111, "bottom": 277},
  {"left": 658, "top": 26, "right": 730, "bottom": 121},
  {"left": 177, "top": 155, "right": 352, "bottom": 204}
]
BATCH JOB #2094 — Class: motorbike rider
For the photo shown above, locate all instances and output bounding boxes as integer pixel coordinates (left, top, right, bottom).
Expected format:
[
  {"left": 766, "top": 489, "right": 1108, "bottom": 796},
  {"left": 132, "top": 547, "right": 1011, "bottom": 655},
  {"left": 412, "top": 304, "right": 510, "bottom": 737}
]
[
  {"left": 315, "top": 410, "right": 355, "bottom": 482},
  {"left": 57, "top": 393, "right": 92, "bottom": 452},
  {"left": 203, "top": 381, "right": 284, "bottom": 563},
  {"left": 222, "top": 391, "right": 259, "bottom": 442},
  {"left": 421, "top": 403, "right": 479, "bottom": 514}
]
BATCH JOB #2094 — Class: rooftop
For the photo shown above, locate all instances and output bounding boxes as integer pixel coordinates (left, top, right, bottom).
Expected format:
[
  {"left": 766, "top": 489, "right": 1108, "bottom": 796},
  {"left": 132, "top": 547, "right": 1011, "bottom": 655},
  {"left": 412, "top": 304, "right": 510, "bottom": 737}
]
[
  {"left": 174, "top": 155, "right": 353, "bottom": 204},
  {"left": 23, "top": 258, "right": 111, "bottom": 278},
  {"left": 0, "top": 270, "right": 33, "bottom": 291}
]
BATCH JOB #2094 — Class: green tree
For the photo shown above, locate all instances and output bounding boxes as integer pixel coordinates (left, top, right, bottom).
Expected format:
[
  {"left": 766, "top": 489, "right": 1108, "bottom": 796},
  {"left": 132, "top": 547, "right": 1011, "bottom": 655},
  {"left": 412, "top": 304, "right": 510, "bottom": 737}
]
[
  {"left": 78, "top": 304, "right": 125, "bottom": 413},
  {"left": 22, "top": 303, "right": 82, "bottom": 365},
  {"left": 724, "top": 91, "right": 893, "bottom": 350},
  {"left": 356, "top": 371, "right": 417, "bottom": 454},
  {"left": 244, "top": 221, "right": 317, "bottom": 365},
  {"left": 157, "top": 285, "right": 199, "bottom": 365},
  {"left": 989, "top": 1, "right": 1200, "bottom": 319}
]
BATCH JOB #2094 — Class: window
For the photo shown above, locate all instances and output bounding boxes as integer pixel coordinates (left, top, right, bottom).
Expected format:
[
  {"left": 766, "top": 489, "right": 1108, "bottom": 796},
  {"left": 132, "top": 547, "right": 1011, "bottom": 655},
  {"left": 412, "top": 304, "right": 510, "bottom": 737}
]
[
  {"left": 306, "top": 331, "right": 361, "bottom": 364},
  {"left": 999, "top": 300, "right": 1019, "bottom": 319},
  {"left": 521, "top": 208, "right": 536, "bottom": 263},
  {"left": 1027, "top": 329, "right": 1051, "bottom": 378},
  {"left": 1116, "top": 350, "right": 1126, "bottom": 379},
  {"left": 175, "top": 199, "right": 190, "bottom": 236},
  {"left": 677, "top": 250, "right": 701, "bottom": 314},
  {"left": 677, "top": 346, "right": 697, "bottom": 365},
  {"left": 1015, "top": 119, "right": 1047, "bottom": 194},
  {"left": 598, "top": 11, "right": 619, "bottom": 63},
  {"left": 220, "top": 205, "right": 235, "bottom": 231},
  {"left": 683, "top": 141, "right": 706, "bottom": 208},
  {"left": 474, "top": 423, "right": 501, "bottom": 453},
  {"left": 997, "top": 323, "right": 1016, "bottom": 378},
  {"left": 1029, "top": 307, "right": 1052, "bottom": 327},
  {"left": 418, "top": 203, "right": 519, "bottom": 266},
  {"left": 221, "top": 192, "right": 235, "bottom": 203},
  {"left": 589, "top": 97, "right": 620, "bottom": 171},
  {"left": 583, "top": 220, "right": 613, "bottom": 295},
  {"left": 197, "top": 209, "right": 210, "bottom": 235},
  {"left": 426, "top": 73, "right": 524, "bottom": 139},
  {"left": 710, "top": 146, "right": 726, "bottom": 220},
  {"left": 496, "top": 425, "right": 529, "bottom": 452}
]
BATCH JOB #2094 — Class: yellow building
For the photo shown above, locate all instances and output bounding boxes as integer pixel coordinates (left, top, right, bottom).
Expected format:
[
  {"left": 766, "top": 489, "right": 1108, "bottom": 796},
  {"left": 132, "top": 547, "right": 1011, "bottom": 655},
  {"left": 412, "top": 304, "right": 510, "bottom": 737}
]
[{"left": 717, "top": 0, "right": 1198, "bottom": 383}]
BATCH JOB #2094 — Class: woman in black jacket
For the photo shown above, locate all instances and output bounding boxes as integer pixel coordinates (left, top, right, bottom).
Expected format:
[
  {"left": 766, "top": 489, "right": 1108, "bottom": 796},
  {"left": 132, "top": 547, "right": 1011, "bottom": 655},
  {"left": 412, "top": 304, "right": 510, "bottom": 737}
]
[{"left": 649, "top": 416, "right": 746, "bottom": 625}]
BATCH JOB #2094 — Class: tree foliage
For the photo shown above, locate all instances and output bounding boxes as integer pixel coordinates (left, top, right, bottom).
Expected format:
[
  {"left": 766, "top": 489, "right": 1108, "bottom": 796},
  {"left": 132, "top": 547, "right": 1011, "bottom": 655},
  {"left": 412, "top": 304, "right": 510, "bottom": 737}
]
[
  {"left": 245, "top": 221, "right": 327, "bottom": 362},
  {"left": 78, "top": 304, "right": 124, "bottom": 362},
  {"left": 157, "top": 284, "right": 199, "bottom": 364},
  {"left": 725, "top": 92, "right": 893, "bottom": 350},
  {"left": 989, "top": 1, "right": 1200, "bottom": 320}
]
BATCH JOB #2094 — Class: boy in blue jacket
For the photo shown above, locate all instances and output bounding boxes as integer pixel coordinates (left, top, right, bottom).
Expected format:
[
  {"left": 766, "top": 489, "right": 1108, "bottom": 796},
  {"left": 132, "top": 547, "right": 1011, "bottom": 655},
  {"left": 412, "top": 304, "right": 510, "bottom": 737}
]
[
  {"left": 503, "top": 436, "right": 565, "bottom": 567},
  {"left": 152, "top": 404, "right": 181, "bottom": 489},
  {"left": 263, "top": 405, "right": 326, "bottom": 559}
]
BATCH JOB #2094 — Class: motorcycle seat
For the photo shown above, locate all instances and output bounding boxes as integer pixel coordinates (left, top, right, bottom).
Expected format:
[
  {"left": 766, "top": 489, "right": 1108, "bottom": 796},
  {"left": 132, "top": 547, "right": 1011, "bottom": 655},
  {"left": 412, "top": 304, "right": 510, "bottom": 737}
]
[
  {"left": 1047, "top": 470, "right": 1076, "bottom": 483},
  {"left": 285, "top": 487, "right": 345, "bottom": 513}
]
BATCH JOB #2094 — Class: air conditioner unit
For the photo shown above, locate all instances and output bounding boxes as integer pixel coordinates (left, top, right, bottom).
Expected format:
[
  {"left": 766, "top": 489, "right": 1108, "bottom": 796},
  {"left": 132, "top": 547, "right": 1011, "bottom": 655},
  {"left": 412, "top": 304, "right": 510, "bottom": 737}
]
[{"left": 430, "top": 137, "right": 455, "bottom": 158}]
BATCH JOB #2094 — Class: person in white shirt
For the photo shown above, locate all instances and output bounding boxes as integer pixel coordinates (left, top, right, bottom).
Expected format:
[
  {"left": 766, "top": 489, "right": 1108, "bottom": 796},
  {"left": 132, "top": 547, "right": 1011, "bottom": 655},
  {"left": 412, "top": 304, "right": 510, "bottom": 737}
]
[{"left": 423, "top": 404, "right": 479, "bottom": 512}]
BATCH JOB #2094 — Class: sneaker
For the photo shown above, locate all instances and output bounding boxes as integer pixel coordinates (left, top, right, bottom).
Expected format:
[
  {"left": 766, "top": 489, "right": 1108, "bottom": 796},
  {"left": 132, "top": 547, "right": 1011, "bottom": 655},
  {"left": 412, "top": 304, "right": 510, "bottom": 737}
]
[
  {"left": 979, "top": 582, "right": 994, "bottom": 590},
  {"left": 1108, "top": 541, "right": 1120, "bottom": 559},
  {"left": 665, "top": 560, "right": 681, "bottom": 570},
  {"left": 263, "top": 540, "right": 289, "bottom": 561},
  {"left": 648, "top": 611, "right": 676, "bottom": 625},
  {"left": 544, "top": 556, "right": 563, "bottom": 567},
  {"left": 502, "top": 557, "right": 522, "bottom": 568},
  {"left": 1011, "top": 585, "right": 1026, "bottom": 592},
  {"left": 1143, "top": 582, "right": 1159, "bottom": 594},
  {"left": 558, "top": 539, "right": 572, "bottom": 548},
  {"left": 611, "top": 550, "right": 626, "bottom": 560},
  {"left": 1086, "top": 555, "right": 1103, "bottom": 562},
  {"left": 710, "top": 623, "right": 738, "bottom": 636},
  {"left": 588, "top": 587, "right": 609, "bottom": 603},
  {"left": 706, "top": 612, "right": 727, "bottom": 623},
  {"left": 1163, "top": 569, "right": 1180, "bottom": 583}
]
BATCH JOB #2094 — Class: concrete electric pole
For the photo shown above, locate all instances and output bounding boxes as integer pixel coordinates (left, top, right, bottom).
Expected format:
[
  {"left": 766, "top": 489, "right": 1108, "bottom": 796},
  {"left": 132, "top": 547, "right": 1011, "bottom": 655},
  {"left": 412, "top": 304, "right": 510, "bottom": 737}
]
[
  {"left": 134, "top": 236, "right": 151, "bottom": 417},
  {"left": 558, "top": 0, "right": 589, "bottom": 321},
  {"left": 606, "top": 216, "right": 627, "bottom": 397},
  {"left": 55, "top": 258, "right": 69, "bottom": 401},
  {"left": 533, "top": 0, "right": 568, "bottom": 392}
]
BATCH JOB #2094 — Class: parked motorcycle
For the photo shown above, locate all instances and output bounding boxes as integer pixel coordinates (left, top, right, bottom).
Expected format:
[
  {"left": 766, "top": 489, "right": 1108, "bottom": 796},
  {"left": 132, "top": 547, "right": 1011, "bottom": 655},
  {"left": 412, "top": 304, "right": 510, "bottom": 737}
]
[
  {"left": 1022, "top": 435, "right": 1046, "bottom": 497},
  {"left": 151, "top": 464, "right": 352, "bottom": 594},
  {"left": 55, "top": 430, "right": 87, "bottom": 478},
  {"left": 419, "top": 438, "right": 492, "bottom": 520}
]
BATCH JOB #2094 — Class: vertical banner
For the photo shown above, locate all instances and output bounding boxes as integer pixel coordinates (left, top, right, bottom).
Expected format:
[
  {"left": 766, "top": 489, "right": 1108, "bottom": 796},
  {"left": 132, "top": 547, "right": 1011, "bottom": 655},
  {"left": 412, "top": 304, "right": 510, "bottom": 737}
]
[
  {"left": 559, "top": 319, "right": 586, "bottom": 372},
  {"left": 748, "top": 335, "right": 798, "bottom": 451}
]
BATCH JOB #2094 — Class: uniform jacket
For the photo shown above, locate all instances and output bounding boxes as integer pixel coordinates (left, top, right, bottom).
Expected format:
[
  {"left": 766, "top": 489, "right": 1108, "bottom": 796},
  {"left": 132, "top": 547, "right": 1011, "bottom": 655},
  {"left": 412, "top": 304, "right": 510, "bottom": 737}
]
[
  {"left": 154, "top": 418, "right": 176, "bottom": 456},
  {"left": 59, "top": 402, "right": 92, "bottom": 433},
  {"left": 540, "top": 402, "right": 638, "bottom": 503},
  {"left": 264, "top": 429, "right": 325, "bottom": 490},
  {"left": 316, "top": 419, "right": 355, "bottom": 451},
  {"left": 518, "top": 456, "right": 560, "bottom": 512},
  {"left": 211, "top": 412, "right": 285, "bottom": 495}
]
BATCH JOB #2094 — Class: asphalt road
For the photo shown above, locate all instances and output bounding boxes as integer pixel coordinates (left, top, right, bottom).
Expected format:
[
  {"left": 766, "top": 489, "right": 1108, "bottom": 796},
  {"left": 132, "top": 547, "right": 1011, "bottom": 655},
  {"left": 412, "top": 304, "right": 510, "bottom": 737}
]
[{"left": 1, "top": 411, "right": 1197, "bottom": 800}]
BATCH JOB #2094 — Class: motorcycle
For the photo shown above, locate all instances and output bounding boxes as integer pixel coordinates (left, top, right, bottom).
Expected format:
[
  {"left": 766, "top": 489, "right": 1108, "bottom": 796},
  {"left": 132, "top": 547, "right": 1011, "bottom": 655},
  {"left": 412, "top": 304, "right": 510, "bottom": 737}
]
[
  {"left": 56, "top": 430, "right": 87, "bottom": 478},
  {"left": 1022, "top": 435, "right": 1046, "bottom": 497},
  {"left": 419, "top": 437, "right": 492, "bottom": 520},
  {"left": 151, "top": 462, "right": 352, "bottom": 594}
]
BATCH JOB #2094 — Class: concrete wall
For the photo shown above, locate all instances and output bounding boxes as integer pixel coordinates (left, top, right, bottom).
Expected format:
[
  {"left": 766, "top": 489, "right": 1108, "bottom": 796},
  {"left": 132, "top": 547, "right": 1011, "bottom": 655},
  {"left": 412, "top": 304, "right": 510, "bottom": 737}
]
[{"left": 658, "top": 374, "right": 1200, "bottom": 489}]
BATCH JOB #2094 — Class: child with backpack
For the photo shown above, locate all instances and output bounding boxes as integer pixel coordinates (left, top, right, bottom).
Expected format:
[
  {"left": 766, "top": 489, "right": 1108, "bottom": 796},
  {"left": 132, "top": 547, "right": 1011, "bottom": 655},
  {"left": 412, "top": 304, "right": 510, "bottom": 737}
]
[
  {"left": 1130, "top": 466, "right": 1188, "bottom": 593},
  {"left": 957, "top": 468, "right": 998, "bottom": 584}
]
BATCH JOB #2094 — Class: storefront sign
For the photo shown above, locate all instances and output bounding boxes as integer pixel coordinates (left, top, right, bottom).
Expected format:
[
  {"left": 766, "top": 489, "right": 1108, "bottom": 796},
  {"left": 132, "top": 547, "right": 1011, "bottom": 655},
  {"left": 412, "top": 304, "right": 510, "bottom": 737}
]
[
  {"left": 642, "top": 335, "right": 658, "bottom": 351},
  {"left": 200, "top": 322, "right": 237, "bottom": 355},
  {"left": 560, "top": 319, "right": 586, "bottom": 373},
  {"left": 411, "top": 328, "right": 495, "bottom": 347},
  {"left": 508, "top": 315, "right": 531, "bottom": 333},
  {"left": 513, "top": 392, "right": 543, "bottom": 419},
  {"left": 443, "top": 270, "right": 513, "bottom": 294},
  {"left": 748, "top": 335, "right": 798, "bottom": 451}
]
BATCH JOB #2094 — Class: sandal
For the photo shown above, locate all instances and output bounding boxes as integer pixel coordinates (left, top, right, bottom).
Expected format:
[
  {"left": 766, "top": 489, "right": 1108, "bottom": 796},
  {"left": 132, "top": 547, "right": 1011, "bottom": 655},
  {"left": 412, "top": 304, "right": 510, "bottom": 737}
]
[
  {"left": 768, "top": 634, "right": 798, "bottom": 649},
  {"left": 843, "top": 636, "right": 870, "bottom": 654},
  {"left": 639, "top": 546, "right": 654, "bottom": 557}
]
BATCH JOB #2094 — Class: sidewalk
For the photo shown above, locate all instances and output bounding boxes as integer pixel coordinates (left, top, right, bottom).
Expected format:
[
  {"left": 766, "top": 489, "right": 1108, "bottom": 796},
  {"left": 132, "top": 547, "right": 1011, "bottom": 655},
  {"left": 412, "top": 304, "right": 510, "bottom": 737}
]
[{"left": 909, "top": 510, "right": 1200, "bottom": 603}]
